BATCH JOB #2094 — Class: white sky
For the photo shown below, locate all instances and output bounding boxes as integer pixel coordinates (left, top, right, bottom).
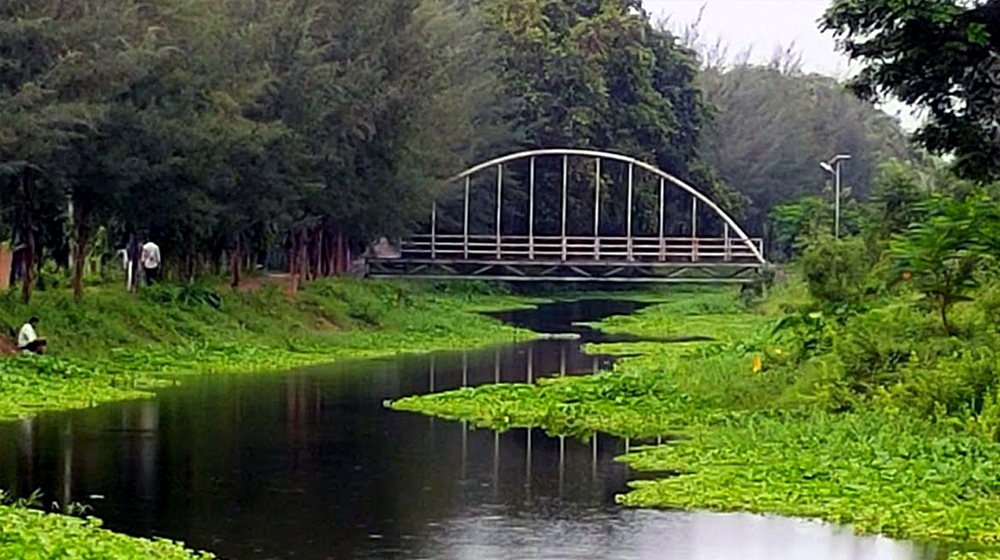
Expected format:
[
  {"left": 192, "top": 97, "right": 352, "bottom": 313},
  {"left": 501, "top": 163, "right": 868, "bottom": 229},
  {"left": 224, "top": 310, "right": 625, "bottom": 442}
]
[
  {"left": 647, "top": 0, "right": 848, "bottom": 75},
  {"left": 645, "top": 0, "right": 922, "bottom": 129}
]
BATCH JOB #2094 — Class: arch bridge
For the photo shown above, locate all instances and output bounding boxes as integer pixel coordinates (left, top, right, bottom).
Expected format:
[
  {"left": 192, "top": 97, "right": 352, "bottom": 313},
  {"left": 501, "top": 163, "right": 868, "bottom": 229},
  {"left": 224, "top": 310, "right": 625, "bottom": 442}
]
[{"left": 368, "top": 149, "right": 767, "bottom": 283}]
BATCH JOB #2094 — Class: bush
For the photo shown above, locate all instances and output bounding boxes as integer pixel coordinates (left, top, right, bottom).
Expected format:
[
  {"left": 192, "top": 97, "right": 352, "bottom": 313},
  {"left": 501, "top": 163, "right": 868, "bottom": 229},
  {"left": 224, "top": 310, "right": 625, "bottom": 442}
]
[
  {"left": 141, "top": 284, "right": 223, "bottom": 309},
  {"left": 798, "top": 234, "right": 874, "bottom": 307},
  {"left": 831, "top": 311, "right": 922, "bottom": 394},
  {"left": 887, "top": 349, "right": 1000, "bottom": 419}
]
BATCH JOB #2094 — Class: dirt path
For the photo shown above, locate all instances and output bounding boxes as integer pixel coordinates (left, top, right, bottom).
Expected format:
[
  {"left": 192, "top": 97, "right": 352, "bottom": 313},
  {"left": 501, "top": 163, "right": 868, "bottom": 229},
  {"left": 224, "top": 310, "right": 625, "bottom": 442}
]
[
  {"left": 0, "top": 335, "right": 17, "bottom": 356},
  {"left": 230, "top": 273, "right": 292, "bottom": 292}
]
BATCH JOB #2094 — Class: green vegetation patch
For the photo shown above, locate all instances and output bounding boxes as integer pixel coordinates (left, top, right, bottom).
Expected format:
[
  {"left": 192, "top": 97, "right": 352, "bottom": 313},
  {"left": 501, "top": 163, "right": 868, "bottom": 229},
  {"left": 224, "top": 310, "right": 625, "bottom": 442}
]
[
  {"left": 0, "top": 502, "right": 212, "bottom": 559},
  {"left": 587, "top": 296, "right": 771, "bottom": 351},
  {"left": 0, "top": 279, "right": 536, "bottom": 421},
  {"left": 390, "top": 286, "right": 1000, "bottom": 559},
  {"left": 0, "top": 357, "right": 155, "bottom": 421},
  {"left": 622, "top": 410, "right": 1000, "bottom": 550}
]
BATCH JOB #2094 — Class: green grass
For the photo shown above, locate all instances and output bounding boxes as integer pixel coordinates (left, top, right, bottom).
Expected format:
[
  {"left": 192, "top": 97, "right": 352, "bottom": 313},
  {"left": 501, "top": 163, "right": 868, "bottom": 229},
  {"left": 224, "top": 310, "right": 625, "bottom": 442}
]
[
  {"left": 0, "top": 278, "right": 536, "bottom": 422},
  {"left": 389, "top": 285, "right": 1000, "bottom": 560},
  {"left": 0, "top": 357, "right": 160, "bottom": 421},
  {"left": 0, "top": 279, "right": 537, "bottom": 363}
]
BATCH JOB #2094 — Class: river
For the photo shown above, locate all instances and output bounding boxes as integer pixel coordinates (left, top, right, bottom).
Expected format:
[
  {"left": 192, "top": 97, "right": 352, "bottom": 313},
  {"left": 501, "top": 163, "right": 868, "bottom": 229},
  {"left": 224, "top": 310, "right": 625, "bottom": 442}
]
[{"left": 0, "top": 299, "right": 939, "bottom": 559}]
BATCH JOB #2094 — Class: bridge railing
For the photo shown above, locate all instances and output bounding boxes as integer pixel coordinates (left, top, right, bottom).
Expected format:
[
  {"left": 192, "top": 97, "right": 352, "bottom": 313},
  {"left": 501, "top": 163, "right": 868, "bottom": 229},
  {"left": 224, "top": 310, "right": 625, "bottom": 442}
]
[{"left": 400, "top": 234, "right": 764, "bottom": 263}]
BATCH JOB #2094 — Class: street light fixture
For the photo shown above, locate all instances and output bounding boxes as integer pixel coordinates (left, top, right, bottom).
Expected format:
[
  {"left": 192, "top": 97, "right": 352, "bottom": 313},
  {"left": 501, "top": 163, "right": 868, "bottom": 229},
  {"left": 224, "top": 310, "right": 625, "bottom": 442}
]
[{"left": 819, "top": 154, "right": 851, "bottom": 238}]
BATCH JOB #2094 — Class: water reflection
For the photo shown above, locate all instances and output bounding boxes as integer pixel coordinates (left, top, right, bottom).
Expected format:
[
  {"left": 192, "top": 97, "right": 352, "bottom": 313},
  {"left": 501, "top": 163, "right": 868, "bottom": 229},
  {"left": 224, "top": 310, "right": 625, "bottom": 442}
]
[
  {"left": 411, "top": 509, "right": 934, "bottom": 560},
  {"left": 422, "top": 340, "right": 613, "bottom": 391},
  {"left": 0, "top": 300, "right": 941, "bottom": 560}
]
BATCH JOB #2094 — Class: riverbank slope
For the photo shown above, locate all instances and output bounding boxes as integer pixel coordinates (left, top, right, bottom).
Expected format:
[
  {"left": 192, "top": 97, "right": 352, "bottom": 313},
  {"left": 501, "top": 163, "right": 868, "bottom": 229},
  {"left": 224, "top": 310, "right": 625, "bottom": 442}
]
[{"left": 0, "top": 279, "right": 537, "bottom": 421}]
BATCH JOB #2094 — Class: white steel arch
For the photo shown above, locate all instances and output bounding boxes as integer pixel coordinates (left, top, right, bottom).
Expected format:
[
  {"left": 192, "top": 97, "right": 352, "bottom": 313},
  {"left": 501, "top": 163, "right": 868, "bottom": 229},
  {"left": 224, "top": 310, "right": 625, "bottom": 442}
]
[{"left": 444, "top": 148, "right": 766, "bottom": 264}]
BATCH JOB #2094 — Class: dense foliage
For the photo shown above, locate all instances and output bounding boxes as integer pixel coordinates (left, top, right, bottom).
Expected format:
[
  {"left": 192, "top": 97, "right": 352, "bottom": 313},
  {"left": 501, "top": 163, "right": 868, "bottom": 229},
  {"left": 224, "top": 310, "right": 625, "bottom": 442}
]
[
  {"left": 0, "top": 0, "right": 755, "bottom": 300},
  {"left": 436, "top": 0, "right": 735, "bottom": 238},
  {"left": 822, "top": 0, "right": 1000, "bottom": 181},
  {"left": 699, "top": 61, "right": 913, "bottom": 235},
  {"left": 0, "top": 0, "right": 923, "bottom": 302},
  {"left": 0, "top": 0, "right": 502, "bottom": 299}
]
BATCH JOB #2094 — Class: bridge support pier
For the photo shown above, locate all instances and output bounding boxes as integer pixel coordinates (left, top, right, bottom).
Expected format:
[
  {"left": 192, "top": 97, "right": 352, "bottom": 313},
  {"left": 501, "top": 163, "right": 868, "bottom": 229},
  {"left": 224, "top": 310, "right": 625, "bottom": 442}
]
[
  {"left": 627, "top": 163, "right": 634, "bottom": 261},
  {"left": 496, "top": 164, "right": 503, "bottom": 259},
  {"left": 594, "top": 158, "right": 601, "bottom": 260},
  {"left": 561, "top": 155, "right": 568, "bottom": 260},
  {"left": 529, "top": 157, "right": 535, "bottom": 260},
  {"left": 463, "top": 177, "right": 470, "bottom": 259}
]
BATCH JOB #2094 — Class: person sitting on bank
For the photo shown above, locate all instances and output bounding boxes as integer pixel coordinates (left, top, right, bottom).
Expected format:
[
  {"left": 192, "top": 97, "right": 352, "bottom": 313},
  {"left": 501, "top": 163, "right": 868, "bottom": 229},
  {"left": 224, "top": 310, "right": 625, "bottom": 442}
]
[{"left": 17, "top": 316, "right": 46, "bottom": 354}]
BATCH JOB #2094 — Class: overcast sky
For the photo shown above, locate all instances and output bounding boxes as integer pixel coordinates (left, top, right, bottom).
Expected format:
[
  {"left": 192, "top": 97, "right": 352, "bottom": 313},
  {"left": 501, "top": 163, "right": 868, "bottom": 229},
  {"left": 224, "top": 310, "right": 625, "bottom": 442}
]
[
  {"left": 646, "top": 0, "right": 847, "bottom": 74},
  {"left": 644, "top": 0, "right": 922, "bottom": 128}
]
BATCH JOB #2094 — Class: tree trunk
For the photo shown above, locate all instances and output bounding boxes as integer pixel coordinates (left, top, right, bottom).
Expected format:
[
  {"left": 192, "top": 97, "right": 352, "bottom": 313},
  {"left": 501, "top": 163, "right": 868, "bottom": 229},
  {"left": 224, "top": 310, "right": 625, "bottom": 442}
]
[
  {"left": 306, "top": 229, "right": 315, "bottom": 281},
  {"left": 337, "top": 229, "right": 349, "bottom": 275},
  {"left": 212, "top": 245, "right": 223, "bottom": 276},
  {"left": 128, "top": 231, "right": 142, "bottom": 293},
  {"left": 332, "top": 228, "right": 343, "bottom": 275},
  {"left": 297, "top": 230, "right": 307, "bottom": 289},
  {"left": 185, "top": 244, "right": 195, "bottom": 284},
  {"left": 230, "top": 236, "right": 242, "bottom": 288},
  {"left": 21, "top": 223, "right": 35, "bottom": 304},
  {"left": 330, "top": 228, "right": 338, "bottom": 275},
  {"left": 311, "top": 227, "right": 322, "bottom": 280},
  {"left": 287, "top": 231, "right": 299, "bottom": 298},
  {"left": 317, "top": 227, "right": 326, "bottom": 277},
  {"left": 71, "top": 211, "right": 91, "bottom": 301},
  {"left": 324, "top": 225, "right": 335, "bottom": 277},
  {"left": 20, "top": 174, "right": 36, "bottom": 304}
]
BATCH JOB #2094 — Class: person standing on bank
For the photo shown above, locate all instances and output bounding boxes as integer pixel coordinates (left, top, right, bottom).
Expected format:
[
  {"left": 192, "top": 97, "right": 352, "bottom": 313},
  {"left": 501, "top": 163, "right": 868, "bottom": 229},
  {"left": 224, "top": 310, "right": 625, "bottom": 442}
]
[
  {"left": 18, "top": 316, "right": 46, "bottom": 354},
  {"left": 141, "top": 240, "right": 161, "bottom": 285}
]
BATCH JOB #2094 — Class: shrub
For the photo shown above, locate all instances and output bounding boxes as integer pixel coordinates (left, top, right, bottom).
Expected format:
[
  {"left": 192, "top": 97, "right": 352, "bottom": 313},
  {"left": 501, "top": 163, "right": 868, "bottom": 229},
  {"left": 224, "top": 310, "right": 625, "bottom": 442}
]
[
  {"left": 889, "top": 195, "right": 985, "bottom": 334},
  {"left": 888, "top": 349, "right": 1000, "bottom": 419},
  {"left": 798, "top": 234, "right": 873, "bottom": 308}
]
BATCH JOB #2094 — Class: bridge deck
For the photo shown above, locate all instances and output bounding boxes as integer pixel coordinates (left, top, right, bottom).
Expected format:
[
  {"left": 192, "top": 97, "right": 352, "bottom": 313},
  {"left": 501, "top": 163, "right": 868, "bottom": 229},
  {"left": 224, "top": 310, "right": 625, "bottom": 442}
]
[{"left": 368, "top": 235, "right": 767, "bottom": 283}]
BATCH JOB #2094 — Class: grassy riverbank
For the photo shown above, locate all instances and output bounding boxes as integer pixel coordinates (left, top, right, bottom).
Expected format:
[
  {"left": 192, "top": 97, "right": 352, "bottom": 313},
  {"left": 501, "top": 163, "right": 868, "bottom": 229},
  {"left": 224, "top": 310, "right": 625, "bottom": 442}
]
[
  {"left": 391, "top": 283, "right": 1000, "bottom": 560},
  {"left": 0, "top": 279, "right": 536, "bottom": 421},
  {"left": 0, "top": 278, "right": 542, "bottom": 560}
]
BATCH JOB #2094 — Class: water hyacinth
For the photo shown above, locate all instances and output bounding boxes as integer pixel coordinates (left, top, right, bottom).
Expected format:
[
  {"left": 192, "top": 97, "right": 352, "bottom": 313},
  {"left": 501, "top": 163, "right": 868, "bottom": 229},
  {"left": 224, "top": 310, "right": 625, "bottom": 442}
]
[{"left": 390, "top": 286, "right": 1000, "bottom": 559}]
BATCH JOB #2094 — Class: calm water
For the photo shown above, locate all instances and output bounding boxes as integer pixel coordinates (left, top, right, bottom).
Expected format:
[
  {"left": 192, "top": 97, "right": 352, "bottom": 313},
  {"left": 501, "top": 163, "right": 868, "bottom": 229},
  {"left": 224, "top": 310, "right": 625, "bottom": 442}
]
[{"left": 0, "top": 300, "right": 939, "bottom": 560}]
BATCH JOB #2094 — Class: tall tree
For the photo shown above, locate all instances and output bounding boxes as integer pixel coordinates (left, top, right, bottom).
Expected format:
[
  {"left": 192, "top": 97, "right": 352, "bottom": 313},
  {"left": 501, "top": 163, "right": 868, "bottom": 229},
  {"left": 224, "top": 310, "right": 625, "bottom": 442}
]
[
  {"left": 0, "top": 0, "right": 137, "bottom": 301},
  {"left": 253, "top": 0, "right": 499, "bottom": 280},
  {"left": 698, "top": 61, "right": 914, "bottom": 234},
  {"left": 822, "top": 0, "right": 1000, "bottom": 181},
  {"left": 481, "top": 0, "right": 736, "bottom": 237}
]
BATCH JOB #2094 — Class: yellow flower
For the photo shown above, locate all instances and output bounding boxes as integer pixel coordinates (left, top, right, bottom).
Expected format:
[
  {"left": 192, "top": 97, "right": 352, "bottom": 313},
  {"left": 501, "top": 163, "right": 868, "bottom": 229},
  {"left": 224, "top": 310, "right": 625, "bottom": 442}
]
[{"left": 752, "top": 354, "right": 763, "bottom": 373}]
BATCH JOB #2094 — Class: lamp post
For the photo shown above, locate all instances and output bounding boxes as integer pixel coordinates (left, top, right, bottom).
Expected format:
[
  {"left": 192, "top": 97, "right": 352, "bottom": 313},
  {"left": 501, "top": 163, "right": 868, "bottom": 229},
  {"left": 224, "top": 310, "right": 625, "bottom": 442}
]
[{"left": 820, "top": 154, "right": 851, "bottom": 238}]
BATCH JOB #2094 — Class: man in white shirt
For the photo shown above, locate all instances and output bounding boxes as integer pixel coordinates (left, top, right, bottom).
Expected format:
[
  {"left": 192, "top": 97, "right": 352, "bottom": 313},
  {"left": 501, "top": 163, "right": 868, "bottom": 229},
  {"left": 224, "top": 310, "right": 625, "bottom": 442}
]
[
  {"left": 141, "top": 241, "right": 161, "bottom": 285},
  {"left": 17, "top": 316, "right": 46, "bottom": 354}
]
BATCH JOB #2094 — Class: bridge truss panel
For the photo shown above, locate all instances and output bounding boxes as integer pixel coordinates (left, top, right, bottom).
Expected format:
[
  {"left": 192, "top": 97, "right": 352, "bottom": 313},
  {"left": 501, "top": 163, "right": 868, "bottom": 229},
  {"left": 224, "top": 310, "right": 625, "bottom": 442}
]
[{"left": 368, "top": 258, "right": 764, "bottom": 284}]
